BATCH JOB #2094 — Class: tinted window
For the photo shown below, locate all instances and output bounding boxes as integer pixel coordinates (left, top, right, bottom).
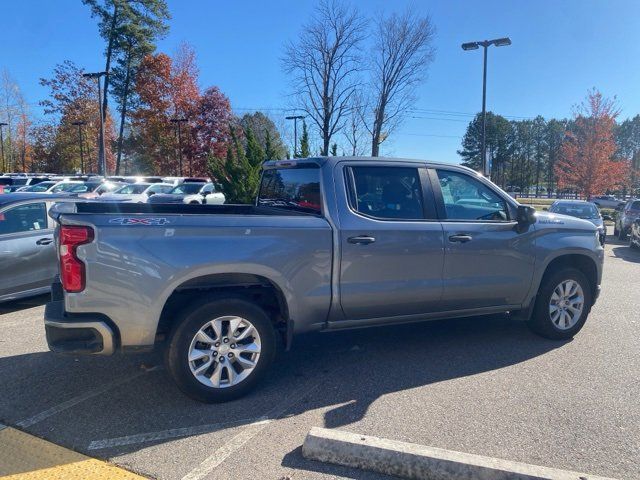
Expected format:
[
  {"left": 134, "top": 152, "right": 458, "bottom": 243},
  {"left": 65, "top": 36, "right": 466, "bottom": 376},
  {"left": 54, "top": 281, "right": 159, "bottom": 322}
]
[
  {"left": 630, "top": 201, "right": 640, "bottom": 210},
  {"left": 25, "top": 182, "right": 56, "bottom": 192},
  {"left": 437, "top": 170, "right": 508, "bottom": 221},
  {"left": 0, "top": 203, "right": 48, "bottom": 235},
  {"left": 259, "top": 168, "right": 322, "bottom": 214},
  {"left": 115, "top": 184, "right": 149, "bottom": 195},
  {"left": 170, "top": 183, "right": 205, "bottom": 195},
  {"left": 349, "top": 166, "right": 424, "bottom": 220}
]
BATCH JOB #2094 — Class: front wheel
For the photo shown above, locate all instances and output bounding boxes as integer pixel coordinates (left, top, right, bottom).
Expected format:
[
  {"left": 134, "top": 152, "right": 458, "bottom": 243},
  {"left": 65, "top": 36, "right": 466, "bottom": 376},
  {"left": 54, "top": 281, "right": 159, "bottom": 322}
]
[
  {"left": 165, "top": 297, "right": 276, "bottom": 403},
  {"left": 527, "top": 268, "right": 592, "bottom": 340}
]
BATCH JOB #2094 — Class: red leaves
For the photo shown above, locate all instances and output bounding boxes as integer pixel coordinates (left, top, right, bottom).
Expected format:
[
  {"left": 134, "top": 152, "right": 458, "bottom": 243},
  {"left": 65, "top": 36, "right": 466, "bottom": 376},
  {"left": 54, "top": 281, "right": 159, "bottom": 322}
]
[
  {"left": 131, "top": 44, "right": 232, "bottom": 176},
  {"left": 555, "top": 90, "right": 630, "bottom": 196}
]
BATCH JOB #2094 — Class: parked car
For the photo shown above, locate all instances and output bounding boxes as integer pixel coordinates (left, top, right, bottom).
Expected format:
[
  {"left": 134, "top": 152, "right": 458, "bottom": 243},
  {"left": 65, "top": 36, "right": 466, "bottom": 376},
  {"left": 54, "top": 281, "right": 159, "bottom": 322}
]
[
  {"left": 100, "top": 182, "right": 175, "bottom": 203},
  {"left": 77, "top": 181, "right": 127, "bottom": 199},
  {"left": 0, "top": 193, "right": 80, "bottom": 303},
  {"left": 613, "top": 199, "right": 640, "bottom": 240},
  {"left": 45, "top": 157, "right": 603, "bottom": 403},
  {"left": 630, "top": 218, "right": 640, "bottom": 250},
  {"left": 591, "top": 195, "right": 624, "bottom": 209},
  {"left": 548, "top": 200, "right": 606, "bottom": 245},
  {"left": 22, "top": 180, "right": 85, "bottom": 194},
  {"left": 147, "top": 181, "right": 225, "bottom": 205}
]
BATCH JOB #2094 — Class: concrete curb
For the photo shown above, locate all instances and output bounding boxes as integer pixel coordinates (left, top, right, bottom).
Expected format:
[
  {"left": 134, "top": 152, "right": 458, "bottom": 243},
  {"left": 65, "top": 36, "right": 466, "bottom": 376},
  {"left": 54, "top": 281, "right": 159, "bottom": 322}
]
[{"left": 302, "top": 427, "right": 617, "bottom": 480}]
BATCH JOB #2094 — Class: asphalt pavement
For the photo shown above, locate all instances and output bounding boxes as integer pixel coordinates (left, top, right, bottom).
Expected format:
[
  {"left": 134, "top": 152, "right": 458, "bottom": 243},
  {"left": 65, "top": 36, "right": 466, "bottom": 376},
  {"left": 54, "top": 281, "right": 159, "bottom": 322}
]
[{"left": 0, "top": 236, "right": 638, "bottom": 480}]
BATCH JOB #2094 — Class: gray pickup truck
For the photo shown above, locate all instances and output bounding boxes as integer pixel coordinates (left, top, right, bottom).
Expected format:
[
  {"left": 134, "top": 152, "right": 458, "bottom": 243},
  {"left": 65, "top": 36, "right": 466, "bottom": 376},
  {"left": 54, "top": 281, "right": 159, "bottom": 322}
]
[{"left": 45, "top": 157, "right": 604, "bottom": 402}]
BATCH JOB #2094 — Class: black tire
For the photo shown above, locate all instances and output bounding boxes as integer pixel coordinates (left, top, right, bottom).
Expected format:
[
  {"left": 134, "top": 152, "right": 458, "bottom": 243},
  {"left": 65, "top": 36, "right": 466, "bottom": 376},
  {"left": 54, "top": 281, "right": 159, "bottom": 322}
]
[
  {"left": 189, "top": 200, "right": 200, "bottom": 205},
  {"left": 527, "top": 267, "right": 592, "bottom": 340},
  {"left": 613, "top": 224, "right": 619, "bottom": 237},
  {"left": 631, "top": 236, "right": 640, "bottom": 250},
  {"left": 165, "top": 297, "right": 276, "bottom": 403}
]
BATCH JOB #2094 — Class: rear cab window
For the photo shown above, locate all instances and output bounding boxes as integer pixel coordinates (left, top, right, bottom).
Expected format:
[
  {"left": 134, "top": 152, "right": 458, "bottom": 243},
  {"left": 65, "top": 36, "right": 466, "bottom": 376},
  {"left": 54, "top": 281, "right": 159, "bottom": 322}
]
[{"left": 258, "top": 166, "right": 322, "bottom": 214}]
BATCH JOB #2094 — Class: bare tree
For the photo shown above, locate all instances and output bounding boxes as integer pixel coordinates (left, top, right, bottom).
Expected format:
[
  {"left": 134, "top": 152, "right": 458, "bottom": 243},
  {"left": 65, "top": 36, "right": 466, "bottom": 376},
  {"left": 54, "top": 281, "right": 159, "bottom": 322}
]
[
  {"left": 368, "top": 9, "right": 435, "bottom": 156},
  {"left": 283, "top": 0, "right": 367, "bottom": 156},
  {"left": 343, "top": 92, "right": 368, "bottom": 156}
]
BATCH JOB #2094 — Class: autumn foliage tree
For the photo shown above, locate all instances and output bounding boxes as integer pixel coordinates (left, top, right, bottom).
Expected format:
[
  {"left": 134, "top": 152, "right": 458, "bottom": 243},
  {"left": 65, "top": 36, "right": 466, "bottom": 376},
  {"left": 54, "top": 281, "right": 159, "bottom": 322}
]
[
  {"left": 39, "top": 60, "right": 116, "bottom": 173},
  {"left": 555, "top": 90, "right": 629, "bottom": 197},
  {"left": 130, "top": 44, "right": 231, "bottom": 176}
]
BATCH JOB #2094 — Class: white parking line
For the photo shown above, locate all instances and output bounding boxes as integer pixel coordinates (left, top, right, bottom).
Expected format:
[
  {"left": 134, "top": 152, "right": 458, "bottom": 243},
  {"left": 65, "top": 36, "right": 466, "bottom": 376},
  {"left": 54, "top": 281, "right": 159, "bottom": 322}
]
[
  {"left": 17, "top": 368, "right": 158, "bottom": 428},
  {"left": 181, "top": 381, "right": 323, "bottom": 480},
  {"left": 88, "top": 416, "right": 270, "bottom": 450}
]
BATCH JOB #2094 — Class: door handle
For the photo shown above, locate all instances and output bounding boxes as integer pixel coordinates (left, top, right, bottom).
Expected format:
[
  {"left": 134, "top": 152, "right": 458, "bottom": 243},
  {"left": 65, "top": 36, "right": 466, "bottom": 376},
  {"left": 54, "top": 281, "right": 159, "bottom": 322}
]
[
  {"left": 448, "top": 234, "right": 473, "bottom": 243},
  {"left": 348, "top": 235, "right": 376, "bottom": 245},
  {"left": 36, "top": 238, "right": 53, "bottom": 246}
]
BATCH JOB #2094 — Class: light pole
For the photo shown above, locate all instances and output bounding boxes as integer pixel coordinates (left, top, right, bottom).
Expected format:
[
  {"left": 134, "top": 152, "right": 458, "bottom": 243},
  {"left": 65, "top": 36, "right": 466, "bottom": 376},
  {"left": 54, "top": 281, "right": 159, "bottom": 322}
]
[
  {"left": 0, "top": 122, "right": 7, "bottom": 173},
  {"left": 170, "top": 117, "right": 188, "bottom": 176},
  {"left": 82, "top": 71, "right": 107, "bottom": 176},
  {"left": 71, "top": 121, "right": 86, "bottom": 173},
  {"left": 285, "top": 115, "right": 305, "bottom": 157},
  {"left": 461, "top": 37, "right": 511, "bottom": 178}
]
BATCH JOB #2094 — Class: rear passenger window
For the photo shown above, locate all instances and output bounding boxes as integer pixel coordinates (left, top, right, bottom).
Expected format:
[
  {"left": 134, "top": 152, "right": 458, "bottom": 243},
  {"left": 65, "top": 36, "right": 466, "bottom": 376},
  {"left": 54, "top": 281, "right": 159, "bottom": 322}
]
[
  {"left": 0, "top": 203, "right": 48, "bottom": 235},
  {"left": 259, "top": 167, "right": 322, "bottom": 214},
  {"left": 349, "top": 166, "right": 425, "bottom": 220}
]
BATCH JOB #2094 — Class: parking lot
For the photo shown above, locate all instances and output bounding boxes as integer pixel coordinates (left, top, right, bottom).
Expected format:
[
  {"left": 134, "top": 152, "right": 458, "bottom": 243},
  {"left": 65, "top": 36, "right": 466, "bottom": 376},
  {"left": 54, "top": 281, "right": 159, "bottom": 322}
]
[{"left": 0, "top": 233, "right": 638, "bottom": 480}]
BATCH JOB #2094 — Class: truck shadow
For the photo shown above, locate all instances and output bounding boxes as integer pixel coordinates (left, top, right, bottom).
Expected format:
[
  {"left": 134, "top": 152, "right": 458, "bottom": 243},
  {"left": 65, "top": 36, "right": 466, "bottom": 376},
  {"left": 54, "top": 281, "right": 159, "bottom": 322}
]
[
  {"left": 0, "top": 315, "right": 564, "bottom": 472},
  {"left": 610, "top": 245, "right": 640, "bottom": 263},
  {"left": 0, "top": 294, "right": 49, "bottom": 315}
]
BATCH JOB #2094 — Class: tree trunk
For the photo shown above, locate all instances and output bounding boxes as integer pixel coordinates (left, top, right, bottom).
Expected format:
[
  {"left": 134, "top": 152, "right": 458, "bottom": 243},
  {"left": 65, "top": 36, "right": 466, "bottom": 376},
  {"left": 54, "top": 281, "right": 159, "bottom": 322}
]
[
  {"left": 101, "top": 2, "right": 119, "bottom": 122},
  {"left": 115, "top": 46, "right": 132, "bottom": 175}
]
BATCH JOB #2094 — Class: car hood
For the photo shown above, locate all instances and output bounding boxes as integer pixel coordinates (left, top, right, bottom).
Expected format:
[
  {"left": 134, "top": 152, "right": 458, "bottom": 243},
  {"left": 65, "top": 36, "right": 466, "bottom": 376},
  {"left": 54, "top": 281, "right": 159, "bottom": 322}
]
[
  {"left": 148, "top": 194, "right": 185, "bottom": 203},
  {"left": 535, "top": 211, "right": 598, "bottom": 232}
]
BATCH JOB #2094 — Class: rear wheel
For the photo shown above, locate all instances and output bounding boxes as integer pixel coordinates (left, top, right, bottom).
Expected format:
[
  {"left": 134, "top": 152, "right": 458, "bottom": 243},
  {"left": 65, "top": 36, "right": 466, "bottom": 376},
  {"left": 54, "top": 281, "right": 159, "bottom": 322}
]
[
  {"left": 527, "top": 268, "right": 592, "bottom": 340},
  {"left": 165, "top": 297, "right": 276, "bottom": 403}
]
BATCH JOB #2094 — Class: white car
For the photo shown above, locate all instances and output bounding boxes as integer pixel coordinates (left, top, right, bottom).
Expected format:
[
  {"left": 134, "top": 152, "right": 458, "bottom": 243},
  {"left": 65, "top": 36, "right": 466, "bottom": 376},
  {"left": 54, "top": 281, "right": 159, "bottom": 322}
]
[
  {"left": 147, "top": 182, "right": 226, "bottom": 205},
  {"left": 100, "top": 183, "right": 175, "bottom": 203}
]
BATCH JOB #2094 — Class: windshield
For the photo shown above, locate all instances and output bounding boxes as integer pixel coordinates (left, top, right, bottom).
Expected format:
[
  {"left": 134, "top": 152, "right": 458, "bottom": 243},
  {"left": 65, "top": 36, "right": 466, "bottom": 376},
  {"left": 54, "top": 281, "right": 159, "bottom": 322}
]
[
  {"left": 25, "top": 182, "right": 56, "bottom": 192},
  {"left": 551, "top": 202, "right": 600, "bottom": 219},
  {"left": 51, "top": 182, "right": 82, "bottom": 193},
  {"left": 169, "top": 183, "right": 204, "bottom": 195},
  {"left": 114, "top": 184, "right": 150, "bottom": 195},
  {"left": 258, "top": 167, "right": 322, "bottom": 214}
]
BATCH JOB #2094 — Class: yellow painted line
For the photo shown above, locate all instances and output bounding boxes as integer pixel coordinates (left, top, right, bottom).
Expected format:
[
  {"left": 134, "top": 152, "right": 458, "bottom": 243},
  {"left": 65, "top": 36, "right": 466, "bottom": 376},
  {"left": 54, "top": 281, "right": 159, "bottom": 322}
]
[{"left": 0, "top": 425, "right": 146, "bottom": 480}]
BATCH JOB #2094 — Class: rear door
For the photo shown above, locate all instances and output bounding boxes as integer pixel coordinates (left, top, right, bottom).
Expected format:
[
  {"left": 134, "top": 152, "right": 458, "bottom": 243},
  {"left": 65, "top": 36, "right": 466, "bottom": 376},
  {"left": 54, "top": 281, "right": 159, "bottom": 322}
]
[
  {"left": 431, "top": 168, "right": 535, "bottom": 311},
  {"left": 336, "top": 162, "right": 444, "bottom": 320},
  {"left": 0, "top": 201, "right": 55, "bottom": 298}
]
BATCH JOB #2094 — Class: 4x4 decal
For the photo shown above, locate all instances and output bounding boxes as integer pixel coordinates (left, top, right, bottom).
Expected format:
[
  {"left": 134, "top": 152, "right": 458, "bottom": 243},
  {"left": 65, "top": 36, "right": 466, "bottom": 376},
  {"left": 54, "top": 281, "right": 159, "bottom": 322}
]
[{"left": 109, "top": 217, "right": 170, "bottom": 226}]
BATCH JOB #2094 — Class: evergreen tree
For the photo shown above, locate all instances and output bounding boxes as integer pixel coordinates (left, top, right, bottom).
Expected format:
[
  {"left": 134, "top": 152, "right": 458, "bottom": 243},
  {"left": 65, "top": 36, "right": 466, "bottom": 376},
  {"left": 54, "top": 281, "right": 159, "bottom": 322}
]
[
  {"left": 298, "top": 120, "right": 310, "bottom": 158},
  {"left": 208, "top": 126, "right": 263, "bottom": 204}
]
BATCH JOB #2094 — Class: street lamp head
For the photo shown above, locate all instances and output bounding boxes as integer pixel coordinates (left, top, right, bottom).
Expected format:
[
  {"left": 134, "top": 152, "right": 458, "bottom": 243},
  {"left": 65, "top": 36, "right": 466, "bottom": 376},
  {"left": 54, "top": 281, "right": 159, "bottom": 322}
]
[
  {"left": 285, "top": 115, "right": 305, "bottom": 120},
  {"left": 170, "top": 117, "right": 188, "bottom": 123},
  {"left": 492, "top": 37, "right": 512, "bottom": 47},
  {"left": 461, "top": 42, "right": 479, "bottom": 51},
  {"left": 71, "top": 121, "right": 86, "bottom": 126},
  {"left": 0, "top": 122, "right": 7, "bottom": 127},
  {"left": 82, "top": 71, "right": 107, "bottom": 79}
]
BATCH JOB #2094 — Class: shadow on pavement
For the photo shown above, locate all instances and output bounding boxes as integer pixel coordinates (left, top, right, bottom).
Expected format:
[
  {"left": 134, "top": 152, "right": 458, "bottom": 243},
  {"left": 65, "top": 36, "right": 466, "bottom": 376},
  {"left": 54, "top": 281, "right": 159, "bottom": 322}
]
[
  {"left": 0, "top": 294, "right": 49, "bottom": 316},
  {"left": 610, "top": 245, "right": 640, "bottom": 263},
  {"left": 0, "top": 313, "right": 566, "bottom": 472}
]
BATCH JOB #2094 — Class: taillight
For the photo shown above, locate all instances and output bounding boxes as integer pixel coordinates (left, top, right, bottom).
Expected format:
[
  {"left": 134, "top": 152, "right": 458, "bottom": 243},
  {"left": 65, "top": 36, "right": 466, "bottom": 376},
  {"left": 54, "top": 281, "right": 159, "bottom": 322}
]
[{"left": 59, "top": 226, "right": 94, "bottom": 293}]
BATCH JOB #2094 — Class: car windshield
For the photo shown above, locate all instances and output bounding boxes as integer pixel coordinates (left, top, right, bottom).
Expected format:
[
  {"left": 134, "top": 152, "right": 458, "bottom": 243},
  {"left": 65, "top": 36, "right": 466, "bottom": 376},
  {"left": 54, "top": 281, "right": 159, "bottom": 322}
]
[
  {"left": 51, "top": 182, "right": 83, "bottom": 193},
  {"left": 551, "top": 202, "right": 600, "bottom": 219},
  {"left": 169, "top": 183, "right": 204, "bottom": 195},
  {"left": 114, "top": 184, "right": 150, "bottom": 195},
  {"left": 24, "top": 182, "right": 56, "bottom": 192}
]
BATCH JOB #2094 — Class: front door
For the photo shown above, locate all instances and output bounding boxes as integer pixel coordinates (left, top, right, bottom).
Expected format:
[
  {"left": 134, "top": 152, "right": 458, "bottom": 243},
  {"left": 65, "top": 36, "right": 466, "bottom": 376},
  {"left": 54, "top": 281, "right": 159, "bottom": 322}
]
[
  {"left": 0, "top": 201, "right": 56, "bottom": 298},
  {"left": 431, "top": 168, "right": 536, "bottom": 311},
  {"left": 337, "top": 163, "right": 444, "bottom": 320}
]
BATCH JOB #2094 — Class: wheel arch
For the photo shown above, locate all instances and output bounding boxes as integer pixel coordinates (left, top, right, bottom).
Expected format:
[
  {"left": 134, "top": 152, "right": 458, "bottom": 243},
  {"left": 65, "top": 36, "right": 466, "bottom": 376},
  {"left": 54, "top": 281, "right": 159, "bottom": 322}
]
[
  {"left": 156, "top": 272, "right": 291, "bottom": 348},
  {"left": 538, "top": 253, "right": 599, "bottom": 301}
]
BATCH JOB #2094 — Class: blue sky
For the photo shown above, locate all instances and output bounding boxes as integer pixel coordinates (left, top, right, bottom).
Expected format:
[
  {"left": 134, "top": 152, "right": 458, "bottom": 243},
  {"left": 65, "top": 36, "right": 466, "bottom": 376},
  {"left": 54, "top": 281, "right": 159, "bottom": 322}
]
[{"left": 2, "top": 0, "right": 639, "bottom": 163}]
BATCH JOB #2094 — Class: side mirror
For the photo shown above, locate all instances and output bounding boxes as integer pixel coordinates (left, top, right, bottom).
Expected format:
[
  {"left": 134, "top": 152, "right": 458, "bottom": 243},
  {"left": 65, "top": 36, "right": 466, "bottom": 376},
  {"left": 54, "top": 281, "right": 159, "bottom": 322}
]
[
  {"left": 147, "top": 191, "right": 156, "bottom": 196},
  {"left": 543, "top": 207, "right": 548, "bottom": 211},
  {"left": 202, "top": 191, "right": 210, "bottom": 197},
  {"left": 602, "top": 214, "right": 612, "bottom": 221},
  {"left": 517, "top": 205, "right": 536, "bottom": 227}
]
